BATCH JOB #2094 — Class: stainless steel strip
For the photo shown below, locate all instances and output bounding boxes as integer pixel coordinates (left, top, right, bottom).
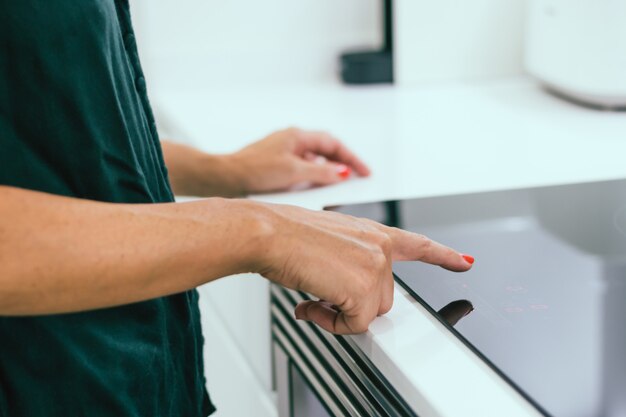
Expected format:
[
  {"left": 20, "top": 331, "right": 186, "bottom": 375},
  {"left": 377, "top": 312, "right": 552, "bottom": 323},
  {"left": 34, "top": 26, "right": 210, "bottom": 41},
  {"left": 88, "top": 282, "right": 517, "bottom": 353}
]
[
  {"left": 273, "top": 344, "right": 291, "bottom": 417},
  {"left": 272, "top": 303, "right": 381, "bottom": 416},
  {"left": 271, "top": 290, "right": 390, "bottom": 416},
  {"left": 271, "top": 285, "right": 418, "bottom": 417},
  {"left": 273, "top": 323, "right": 356, "bottom": 416},
  {"left": 318, "top": 329, "right": 417, "bottom": 417}
]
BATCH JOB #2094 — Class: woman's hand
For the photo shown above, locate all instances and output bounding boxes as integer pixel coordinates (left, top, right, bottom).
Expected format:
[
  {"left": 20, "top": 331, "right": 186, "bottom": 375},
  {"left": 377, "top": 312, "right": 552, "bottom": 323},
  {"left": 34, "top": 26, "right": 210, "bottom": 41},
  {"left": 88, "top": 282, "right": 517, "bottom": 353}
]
[
  {"left": 250, "top": 202, "right": 474, "bottom": 334},
  {"left": 162, "top": 128, "right": 370, "bottom": 197},
  {"left": 227, "top": 127, "right": 371, "bottom": 194},
  {"left": 0, "top": 187, "right": 472, "bottom": 328}
]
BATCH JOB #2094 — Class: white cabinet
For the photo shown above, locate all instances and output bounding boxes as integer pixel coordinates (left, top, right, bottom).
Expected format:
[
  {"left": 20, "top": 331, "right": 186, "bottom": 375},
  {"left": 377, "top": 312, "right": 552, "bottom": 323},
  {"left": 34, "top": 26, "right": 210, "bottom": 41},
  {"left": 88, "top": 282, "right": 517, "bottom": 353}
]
[
  {"left": 198, "top": 279, "right": 277, "bottom": 417},
  {"left": 200, "top": 274, "right": 273, "bottom": 391}
]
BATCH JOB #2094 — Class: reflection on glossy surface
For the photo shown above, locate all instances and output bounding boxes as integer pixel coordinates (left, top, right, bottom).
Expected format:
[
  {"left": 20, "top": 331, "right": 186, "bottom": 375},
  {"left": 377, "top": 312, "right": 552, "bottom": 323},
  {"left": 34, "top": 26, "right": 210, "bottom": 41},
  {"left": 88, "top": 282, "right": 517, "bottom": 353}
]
[
  {"left": 338, "top": 178, "right": 626, "bottom": 417},
  {"left": 438, "top": 300, "right": 474, "bottom": 327}
]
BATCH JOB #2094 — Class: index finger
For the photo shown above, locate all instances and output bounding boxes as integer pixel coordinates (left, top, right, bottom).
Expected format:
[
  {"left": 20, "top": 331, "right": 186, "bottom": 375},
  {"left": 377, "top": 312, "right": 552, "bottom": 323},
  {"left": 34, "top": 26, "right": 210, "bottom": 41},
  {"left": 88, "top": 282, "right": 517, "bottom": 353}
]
[
  {"left": 385, "top": 226, "right": 474, "bottom": 272},
  {"left": 296, "top": 130, "right": 371, "bottom": 177}
]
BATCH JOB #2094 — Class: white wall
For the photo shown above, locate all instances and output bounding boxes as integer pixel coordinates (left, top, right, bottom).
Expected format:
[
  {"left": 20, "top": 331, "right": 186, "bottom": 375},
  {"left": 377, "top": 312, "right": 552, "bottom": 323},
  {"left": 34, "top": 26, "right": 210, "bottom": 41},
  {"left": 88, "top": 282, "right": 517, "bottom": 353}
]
[
  {"left": 129, "top": 1, "right": 381, "bottom": 89},
  {"left": 394, "top": 0, "right": 527, "bottom": 85}
]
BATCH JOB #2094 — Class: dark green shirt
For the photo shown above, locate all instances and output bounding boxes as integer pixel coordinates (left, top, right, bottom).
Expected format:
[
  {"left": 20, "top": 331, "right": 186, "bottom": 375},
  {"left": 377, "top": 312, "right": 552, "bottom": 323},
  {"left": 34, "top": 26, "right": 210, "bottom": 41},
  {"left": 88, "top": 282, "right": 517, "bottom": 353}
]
[{"left": 0, "top": 1, "right": 214, "bottom": 416}]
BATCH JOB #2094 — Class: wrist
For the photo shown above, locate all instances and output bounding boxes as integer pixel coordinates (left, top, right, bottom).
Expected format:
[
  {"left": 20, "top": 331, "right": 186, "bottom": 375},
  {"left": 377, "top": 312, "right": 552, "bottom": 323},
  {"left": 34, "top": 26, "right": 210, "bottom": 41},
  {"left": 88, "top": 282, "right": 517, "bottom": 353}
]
[
  {"left": 226, "top": 199, "right": 279, "bottom": 274},
  {"left": 186, "top": 153, "right": 248, "bottom": 198},
  {"left": 218, "top": 153, "right": 250, "bottom": 197}
]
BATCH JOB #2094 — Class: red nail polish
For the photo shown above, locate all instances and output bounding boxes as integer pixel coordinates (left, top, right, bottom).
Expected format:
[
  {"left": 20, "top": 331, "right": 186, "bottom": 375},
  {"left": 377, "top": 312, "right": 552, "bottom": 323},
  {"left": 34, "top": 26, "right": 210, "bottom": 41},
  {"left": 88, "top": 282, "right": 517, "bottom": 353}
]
[
  {"left": 462, "top": 254, "right": 475, "bottom": 265},
  {"left": 336, "top": 165, "right": 351, "bottom": 179}
]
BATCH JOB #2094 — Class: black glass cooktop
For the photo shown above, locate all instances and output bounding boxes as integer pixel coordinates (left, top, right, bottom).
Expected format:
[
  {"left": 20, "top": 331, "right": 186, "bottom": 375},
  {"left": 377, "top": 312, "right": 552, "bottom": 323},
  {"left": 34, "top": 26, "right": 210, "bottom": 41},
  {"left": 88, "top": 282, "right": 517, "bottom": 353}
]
[{"left": 332, "top": 179, "right": 626, "bottom": 417}]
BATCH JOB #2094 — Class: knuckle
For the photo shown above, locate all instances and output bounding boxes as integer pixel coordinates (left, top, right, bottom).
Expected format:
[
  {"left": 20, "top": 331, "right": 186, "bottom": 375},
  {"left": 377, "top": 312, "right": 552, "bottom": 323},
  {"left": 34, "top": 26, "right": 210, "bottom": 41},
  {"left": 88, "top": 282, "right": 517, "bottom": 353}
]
[
  {"left": 356, "top": 275, "right": 377, "bottom": 296},
  {"left": 370, "top": 251, "right": 388, "bottom": 273},
  {"left": 360, "top": 217, "right": 381, "bottom": 230},
  {"left": 378, "top": 233, "right": 392, "bottom": 253},
  {"left": 340, "top": 295, "right": 357, "bottom": 312},
  {"left": 282, "top": 126, "right": 302, "bottom": 140},
  {"left": 323, "top": 132, "right": 336, "bottom": 143},
  {"left": 380, "top": 295, "right": 394, "bottom": 315},
  {"left": 417, "top": 234, "right": 432, "bottom": 255},
  {"left": 379, "top": 302, "right": 392, "bottom": 315}
]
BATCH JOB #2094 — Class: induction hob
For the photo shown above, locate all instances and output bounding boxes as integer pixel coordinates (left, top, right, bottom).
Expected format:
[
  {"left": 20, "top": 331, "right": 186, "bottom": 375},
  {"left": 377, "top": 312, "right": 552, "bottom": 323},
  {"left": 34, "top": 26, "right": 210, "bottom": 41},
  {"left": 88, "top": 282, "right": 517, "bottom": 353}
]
[{"left": 331, "top": 179, "right": 626, "bottom": 417}]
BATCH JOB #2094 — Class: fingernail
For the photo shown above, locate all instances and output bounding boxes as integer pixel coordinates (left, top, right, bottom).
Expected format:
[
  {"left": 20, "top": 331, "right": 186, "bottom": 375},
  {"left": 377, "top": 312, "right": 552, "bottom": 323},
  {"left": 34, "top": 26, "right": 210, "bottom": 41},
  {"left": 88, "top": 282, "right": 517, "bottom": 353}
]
[
  {"left": 336, "top": 164, "right": 351, "bottom": 179},
  {"left": 295, "top": 310, "right": 303, "bottom": 320},
  {"left": 461, "top": 254, "right": 475, "bottom": 265}
]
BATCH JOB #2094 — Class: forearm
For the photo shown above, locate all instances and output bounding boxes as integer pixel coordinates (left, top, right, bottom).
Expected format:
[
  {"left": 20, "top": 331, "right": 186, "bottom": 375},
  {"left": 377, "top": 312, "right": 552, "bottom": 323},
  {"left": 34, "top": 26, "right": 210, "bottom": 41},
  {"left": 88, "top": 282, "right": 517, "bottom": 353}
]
[
  {"left": 0, "top": 186, "right": 266, "bottom": 315},
  {"left": 161, "top": 141, "right": 245, "bottom": 197}
]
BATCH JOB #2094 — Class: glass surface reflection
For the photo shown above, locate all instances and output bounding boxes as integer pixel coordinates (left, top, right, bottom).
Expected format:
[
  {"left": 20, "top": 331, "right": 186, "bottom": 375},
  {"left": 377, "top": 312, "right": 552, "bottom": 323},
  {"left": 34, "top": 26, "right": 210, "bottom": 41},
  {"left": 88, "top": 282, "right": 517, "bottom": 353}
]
[{"left": 333, "top": 179, "right": 626, "bottom": 417}]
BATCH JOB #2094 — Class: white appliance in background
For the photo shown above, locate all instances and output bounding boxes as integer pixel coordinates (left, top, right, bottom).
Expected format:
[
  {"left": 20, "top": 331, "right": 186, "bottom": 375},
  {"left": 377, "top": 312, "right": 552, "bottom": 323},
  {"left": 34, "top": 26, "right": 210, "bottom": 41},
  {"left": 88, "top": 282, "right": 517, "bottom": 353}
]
[{"left": 526, "top": 0, "right": 626, "bottom": 108}]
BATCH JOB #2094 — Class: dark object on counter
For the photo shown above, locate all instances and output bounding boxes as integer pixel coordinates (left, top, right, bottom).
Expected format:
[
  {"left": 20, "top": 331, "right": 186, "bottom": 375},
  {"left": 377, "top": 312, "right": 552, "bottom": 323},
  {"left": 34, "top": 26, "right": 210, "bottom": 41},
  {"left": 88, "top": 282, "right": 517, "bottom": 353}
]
[
  {"left": 340, "top": 50, "right": 393, "bottom": 84},
  {"left": 438, "top": 299, "right": 474, "bottom": 327},
  {"left": 340, "top": 0, "right": 393, "bottom": 84}
]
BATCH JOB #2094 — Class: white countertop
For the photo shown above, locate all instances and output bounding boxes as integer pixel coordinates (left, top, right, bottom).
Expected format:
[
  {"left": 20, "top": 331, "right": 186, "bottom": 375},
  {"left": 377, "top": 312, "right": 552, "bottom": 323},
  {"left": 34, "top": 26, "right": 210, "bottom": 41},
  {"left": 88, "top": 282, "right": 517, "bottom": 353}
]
[{"left": 153, "top": 77, "right": 626, "bottom": 416}]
